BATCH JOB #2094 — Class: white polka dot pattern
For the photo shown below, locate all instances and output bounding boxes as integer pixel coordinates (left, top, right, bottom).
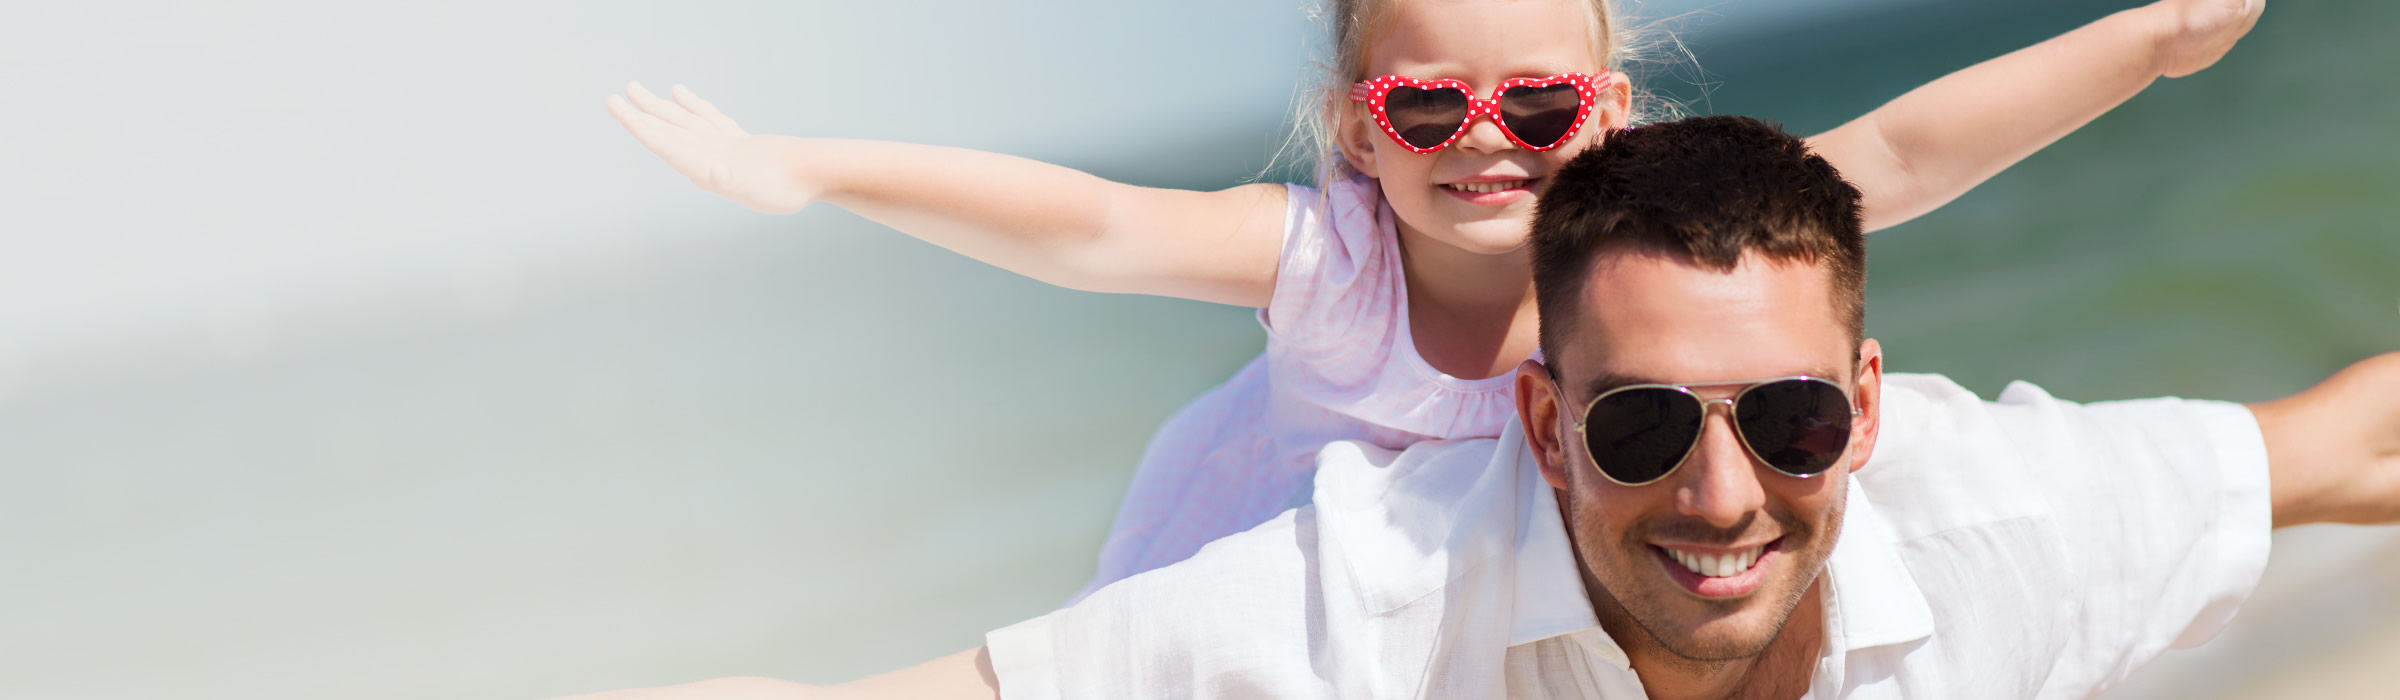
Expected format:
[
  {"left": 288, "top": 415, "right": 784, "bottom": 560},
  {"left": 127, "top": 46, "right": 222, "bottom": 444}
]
[{"left": 1348, "top": 71, "right": 1616, "bottom": 153}]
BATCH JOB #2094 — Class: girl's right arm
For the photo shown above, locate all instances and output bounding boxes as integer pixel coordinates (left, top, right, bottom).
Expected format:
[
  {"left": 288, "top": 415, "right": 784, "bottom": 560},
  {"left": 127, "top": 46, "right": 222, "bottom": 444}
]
[{"left": 608, "top": 83, "right": 1289, "bottom": 308}]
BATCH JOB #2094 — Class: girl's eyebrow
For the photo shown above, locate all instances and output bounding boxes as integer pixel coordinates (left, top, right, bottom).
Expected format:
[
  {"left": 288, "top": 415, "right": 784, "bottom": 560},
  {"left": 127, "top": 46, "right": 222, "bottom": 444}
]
[{"left": 1379, "top": 60, "right": 1586, "bottom": 85}]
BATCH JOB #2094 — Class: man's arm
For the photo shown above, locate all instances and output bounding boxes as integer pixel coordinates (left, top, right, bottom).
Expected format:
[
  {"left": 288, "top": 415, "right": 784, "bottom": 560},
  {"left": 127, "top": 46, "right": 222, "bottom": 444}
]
[
  {"left": 830, "top": 649, "right": 1000, "bottom": 700},
  {"left": 1807, "top": 0, "right": 2261, "bottom": 232},
  {"left": 546, "top": 649, "right": 997, "bottom": 700},
  {"left": 555, "top": 494, "right": 1333, "bottom": 700},
  {"left": 2250, "top": 351, "right": 2400, "bottom": 528}
]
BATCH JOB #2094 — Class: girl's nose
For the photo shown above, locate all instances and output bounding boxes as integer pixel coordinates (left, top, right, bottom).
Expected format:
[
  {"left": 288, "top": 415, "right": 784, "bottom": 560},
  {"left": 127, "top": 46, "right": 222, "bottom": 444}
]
[{"left": 1451, "top": 114, "right": 1516, "bottom": 154}]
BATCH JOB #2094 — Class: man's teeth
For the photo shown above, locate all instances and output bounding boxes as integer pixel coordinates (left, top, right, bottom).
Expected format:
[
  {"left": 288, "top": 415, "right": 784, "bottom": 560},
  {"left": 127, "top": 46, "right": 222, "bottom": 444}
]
[
  {"left": 1444, "top": 179, "right": 1528, "bottom": 194},
  {"left": 1667, "top": 546, "right": 1765, "bottom": 578}
]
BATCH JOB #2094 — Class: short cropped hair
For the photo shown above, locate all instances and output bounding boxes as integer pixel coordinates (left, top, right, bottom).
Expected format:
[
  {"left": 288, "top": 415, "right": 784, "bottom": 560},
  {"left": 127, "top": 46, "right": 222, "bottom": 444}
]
[{"left": 1530, "top": 115, "right": 1867, "bottom": 367}]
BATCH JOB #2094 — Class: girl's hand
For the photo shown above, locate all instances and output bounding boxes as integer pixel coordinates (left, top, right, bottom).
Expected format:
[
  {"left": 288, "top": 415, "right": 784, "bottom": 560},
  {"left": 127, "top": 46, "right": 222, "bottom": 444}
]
[
  {"left": 607, "top": 83, "right": 818, "bottom": 215},
  {"left": 2148, "top": 0, "right": 2263, "bottom": 78}
]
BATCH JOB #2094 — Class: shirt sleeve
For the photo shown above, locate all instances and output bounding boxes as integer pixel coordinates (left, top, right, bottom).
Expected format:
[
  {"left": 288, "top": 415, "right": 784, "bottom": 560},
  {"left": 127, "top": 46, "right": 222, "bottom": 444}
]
[
  {"left": 1259, "top": 176, "right": 1400, "bottom": 357},
  {"left": 1988, "top": 381, "right": 2275, "bottom": 689},
  {"left": 985, "top": 506, "right": 1328, "bottom": 699}
]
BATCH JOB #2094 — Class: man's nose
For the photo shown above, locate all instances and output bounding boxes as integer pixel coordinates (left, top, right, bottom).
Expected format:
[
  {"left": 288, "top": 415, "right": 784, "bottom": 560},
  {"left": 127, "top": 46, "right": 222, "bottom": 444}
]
[{"left": 1674, "top": 407, "right": 1767, "bottom": 529}]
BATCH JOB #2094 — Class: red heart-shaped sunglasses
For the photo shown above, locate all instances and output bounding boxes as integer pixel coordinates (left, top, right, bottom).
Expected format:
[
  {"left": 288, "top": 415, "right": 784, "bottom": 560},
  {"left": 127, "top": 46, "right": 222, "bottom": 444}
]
[{"left": 1349, "top": 72, "right": 1616, "bottom": 154}]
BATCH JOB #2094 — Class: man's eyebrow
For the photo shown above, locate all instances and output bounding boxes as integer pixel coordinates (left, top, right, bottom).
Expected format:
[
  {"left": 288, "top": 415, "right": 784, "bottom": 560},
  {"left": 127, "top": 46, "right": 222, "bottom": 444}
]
[
  {"left": 1578, "top": 366, "right": 1853, "bottom": 398},
  {"left": 1581, "top": 372, "right": 1666, "bottom": 398}
]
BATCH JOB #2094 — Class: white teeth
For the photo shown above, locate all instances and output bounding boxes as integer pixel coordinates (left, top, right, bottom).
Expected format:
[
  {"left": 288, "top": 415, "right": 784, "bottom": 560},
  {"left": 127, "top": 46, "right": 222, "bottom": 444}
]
[
  {"left": 1445, "top": 179, "right": 1528, "bottom": 194},
  {"left": 1666, "top": 545, "right": 1766, "bottom": 578}
]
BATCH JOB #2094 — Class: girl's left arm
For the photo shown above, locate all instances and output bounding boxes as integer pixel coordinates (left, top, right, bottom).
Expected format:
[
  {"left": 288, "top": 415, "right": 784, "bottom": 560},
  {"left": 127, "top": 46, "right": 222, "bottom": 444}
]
[{"left": 1805, "top": 0, "right": 2262, "bottom": 232}]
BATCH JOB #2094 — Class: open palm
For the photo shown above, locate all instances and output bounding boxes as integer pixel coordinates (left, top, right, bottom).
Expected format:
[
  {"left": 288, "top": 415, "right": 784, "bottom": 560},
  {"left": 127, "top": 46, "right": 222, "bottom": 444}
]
[{"left": 607, "top": 82, "right": 816, "bottom": 215}]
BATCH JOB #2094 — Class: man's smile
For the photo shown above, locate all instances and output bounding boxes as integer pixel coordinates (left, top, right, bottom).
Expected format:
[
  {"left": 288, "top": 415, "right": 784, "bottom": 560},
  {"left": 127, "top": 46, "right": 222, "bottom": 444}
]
[{"left": 1650, "top": 538, "right": 1786, "bottom": 598}]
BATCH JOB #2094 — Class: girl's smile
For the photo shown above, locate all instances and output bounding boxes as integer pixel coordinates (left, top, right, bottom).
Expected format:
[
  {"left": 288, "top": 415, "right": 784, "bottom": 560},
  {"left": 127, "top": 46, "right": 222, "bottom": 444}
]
[
  {"left": 1438, "top": 175, "right": 1538, "bottom": 206},
  {"left": 1340, "top": 0, "right": 1630, "bottom": 257}
]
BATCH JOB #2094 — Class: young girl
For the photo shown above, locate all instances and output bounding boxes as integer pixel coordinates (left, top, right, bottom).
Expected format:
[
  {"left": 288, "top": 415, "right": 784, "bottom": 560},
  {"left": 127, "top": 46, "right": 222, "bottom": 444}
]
[{"left": 608, "top": 0, "right": 2258, "bottom": 604}]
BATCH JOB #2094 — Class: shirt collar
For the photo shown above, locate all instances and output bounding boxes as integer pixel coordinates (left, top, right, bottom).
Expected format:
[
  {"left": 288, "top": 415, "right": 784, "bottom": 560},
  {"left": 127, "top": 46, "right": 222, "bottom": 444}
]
[
  {"left": 1820, "top": 476, "right": 1936, "bottom": 652},
  {"left": 1507, "top": 435, "right": 1602, "bottom": 646}
]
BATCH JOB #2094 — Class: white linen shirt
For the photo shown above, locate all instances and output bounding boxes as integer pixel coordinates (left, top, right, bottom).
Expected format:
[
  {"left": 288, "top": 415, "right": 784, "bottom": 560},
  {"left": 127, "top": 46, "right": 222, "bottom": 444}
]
[{"left": 988, "top": 374, "right": 2274, "bottom": 699}]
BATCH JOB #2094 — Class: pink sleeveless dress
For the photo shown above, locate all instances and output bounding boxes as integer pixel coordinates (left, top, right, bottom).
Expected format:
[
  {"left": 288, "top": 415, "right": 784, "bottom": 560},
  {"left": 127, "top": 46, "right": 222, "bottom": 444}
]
[{"left": 1076, "top": 174, "right": 1530, "bottom": 600}]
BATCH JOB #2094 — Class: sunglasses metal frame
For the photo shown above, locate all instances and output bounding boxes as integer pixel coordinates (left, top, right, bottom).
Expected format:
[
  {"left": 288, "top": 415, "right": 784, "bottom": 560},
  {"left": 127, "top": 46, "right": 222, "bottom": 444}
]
[
  {"left": 1562, "top": 375, "right": 1862, "bottom": 487},
  {"left": 1348, "top": 71, "right": 1616, "bottom": 154}
]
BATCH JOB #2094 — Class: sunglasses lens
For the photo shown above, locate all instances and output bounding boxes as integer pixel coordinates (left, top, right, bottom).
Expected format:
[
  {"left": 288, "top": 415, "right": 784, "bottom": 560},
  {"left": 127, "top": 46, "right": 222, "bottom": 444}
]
[
  {"left": 1734, "top": 379, "right": 1854, "bottom": 476},
  {"left": 1583, "top": 388, "right": 1703, "bottom": 484},
  {"left": 1497, "top": 83, "right": 1583, "bottom": 148},
  {"left": 1383, "top": 85, "right": 1470, "bottom": 150}
]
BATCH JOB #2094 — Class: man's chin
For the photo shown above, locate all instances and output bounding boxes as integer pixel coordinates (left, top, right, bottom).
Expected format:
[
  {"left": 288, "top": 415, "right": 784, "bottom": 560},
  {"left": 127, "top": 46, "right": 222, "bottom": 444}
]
[
  {"left": 1626, "top": 553, "right": 1808, "bottom": 662},
  {"left": 1646, "top": 604, "right": 1789, "bottom": 662}
]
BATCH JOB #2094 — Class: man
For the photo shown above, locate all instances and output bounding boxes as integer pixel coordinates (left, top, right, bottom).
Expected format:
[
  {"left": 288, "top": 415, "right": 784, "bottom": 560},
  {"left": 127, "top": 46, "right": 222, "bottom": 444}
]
[{"left": 571, "top": 116, "right": 2400, "bottom": 699}]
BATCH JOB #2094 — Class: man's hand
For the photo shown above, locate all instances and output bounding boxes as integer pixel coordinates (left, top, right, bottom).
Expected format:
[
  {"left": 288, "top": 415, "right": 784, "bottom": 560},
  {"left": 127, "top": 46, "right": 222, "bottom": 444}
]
[
  {"left": 2253, "top": 351, "right": 2400, "bottom": 528},
  {"left": 550, "top": 676, "right": 825, "bottom": 700},
  {"left": 607, "top": 83, "right": 820, "bottom": 215},
  {"left": 549, "top": 649, "right": 997, "bottom": 700},
  {"left": 2146, "top": 0, "right": 2263, "bottom": 78}
]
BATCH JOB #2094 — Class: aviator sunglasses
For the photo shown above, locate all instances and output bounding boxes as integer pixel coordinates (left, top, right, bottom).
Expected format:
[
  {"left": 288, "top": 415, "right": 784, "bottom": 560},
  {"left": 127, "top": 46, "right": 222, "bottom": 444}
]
[
  {"left": 1564, "top": 376, "right": 1860, "bottom": 486},
  {"left": 1349, "top": 71, "right": 1615, "bottom": 153}
]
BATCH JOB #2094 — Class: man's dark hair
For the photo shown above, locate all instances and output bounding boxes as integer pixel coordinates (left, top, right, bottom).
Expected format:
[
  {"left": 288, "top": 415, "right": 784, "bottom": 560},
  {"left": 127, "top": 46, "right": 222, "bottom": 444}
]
[{"left": 1531, "top": 115, "right": 1867, "bottom": 366}]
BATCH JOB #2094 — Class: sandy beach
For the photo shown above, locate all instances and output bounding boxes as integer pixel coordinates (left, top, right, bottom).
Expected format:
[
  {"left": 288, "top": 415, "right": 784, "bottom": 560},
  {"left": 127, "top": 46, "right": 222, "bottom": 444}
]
[{"left": 2112, "top": 527, "right": 2400, "bottom": 697}]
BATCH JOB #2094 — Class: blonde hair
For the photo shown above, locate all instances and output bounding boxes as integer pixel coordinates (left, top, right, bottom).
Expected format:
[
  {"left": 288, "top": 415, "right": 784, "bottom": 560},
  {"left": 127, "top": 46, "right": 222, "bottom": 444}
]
[{"left": 1267, "top": 0, "right": 1676, "bottom": 184}]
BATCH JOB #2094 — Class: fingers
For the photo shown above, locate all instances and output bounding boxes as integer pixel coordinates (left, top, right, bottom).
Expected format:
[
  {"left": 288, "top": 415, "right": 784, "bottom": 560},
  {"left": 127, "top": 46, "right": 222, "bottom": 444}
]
[
  {"left": 606, "top": 93, "right": 684, "bottom": 146},
  {"left": 622, "top": 81, "right": 711, "bottom": 131},
  {"left": 607, "top": 93, "right": 703, "bottom": 169},
  {"left": 2155, "top": 0, "right": 2263, "bottom": 78},
  {"left": 671, "top": 84, "right": 748, "bottom": 135}
]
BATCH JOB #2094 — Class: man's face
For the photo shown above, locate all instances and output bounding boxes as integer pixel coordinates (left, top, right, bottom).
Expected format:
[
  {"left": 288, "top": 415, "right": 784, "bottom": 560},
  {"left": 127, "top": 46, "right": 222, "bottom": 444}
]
[{"left": 1515, "top": 249, "right": 1882, "bottom": 662}]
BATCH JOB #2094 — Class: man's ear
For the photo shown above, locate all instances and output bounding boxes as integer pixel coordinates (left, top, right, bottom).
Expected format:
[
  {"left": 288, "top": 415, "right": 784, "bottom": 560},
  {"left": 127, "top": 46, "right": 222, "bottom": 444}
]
[
  {"left": 1516, "top": 359, "right": 1573, "bottom": 490},
  {"left": 1846, "top": 338, "right": 1885, "bottom": 475},
  {"left": 1334, "top": 99, "right": 1383, "bottom": 179}
]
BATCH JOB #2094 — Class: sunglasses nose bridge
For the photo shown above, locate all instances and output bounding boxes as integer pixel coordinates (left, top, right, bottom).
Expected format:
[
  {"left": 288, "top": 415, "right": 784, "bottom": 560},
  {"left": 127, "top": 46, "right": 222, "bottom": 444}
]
[
  {"left": 1698, "top": 396, "right": 1737, "bottom": 415},
  {"left": 1677, "top": 395, "right": 1771, "bottom": 527},
  {"left": 1661, "top": 394, "right": 1738, "bottom": 464},
  {"left": 1451, "top": 97, "right": 1511, "bottom": 150},
  {"left": 1691, "top": 396, "right": 1744, "bottom": 453}
]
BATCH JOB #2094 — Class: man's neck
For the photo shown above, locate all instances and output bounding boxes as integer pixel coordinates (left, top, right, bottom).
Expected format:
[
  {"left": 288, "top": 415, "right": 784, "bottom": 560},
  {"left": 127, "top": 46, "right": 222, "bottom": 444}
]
[{"left": 1578, "top": 555, "right": 1826, "bottom": 699}]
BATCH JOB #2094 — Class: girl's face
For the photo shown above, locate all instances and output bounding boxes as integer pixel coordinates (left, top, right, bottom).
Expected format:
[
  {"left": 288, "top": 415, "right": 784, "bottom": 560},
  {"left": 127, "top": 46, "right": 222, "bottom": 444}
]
[{"left": 1338, "top": 0, "right": 1631, "bottom": 256}]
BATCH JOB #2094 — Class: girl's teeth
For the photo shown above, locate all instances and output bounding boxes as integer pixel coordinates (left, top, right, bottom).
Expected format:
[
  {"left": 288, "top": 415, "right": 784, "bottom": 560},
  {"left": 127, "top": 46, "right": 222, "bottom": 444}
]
[{"left": 1446, "top": 179, "right": 1527, "bottom": 194}]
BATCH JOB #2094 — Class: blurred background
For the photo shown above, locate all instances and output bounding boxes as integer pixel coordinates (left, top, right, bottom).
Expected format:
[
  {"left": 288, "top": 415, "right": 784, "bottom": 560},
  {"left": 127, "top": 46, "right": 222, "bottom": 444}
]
[{"left": 3, "top": 0, "right": 2395, "bottom": 697}]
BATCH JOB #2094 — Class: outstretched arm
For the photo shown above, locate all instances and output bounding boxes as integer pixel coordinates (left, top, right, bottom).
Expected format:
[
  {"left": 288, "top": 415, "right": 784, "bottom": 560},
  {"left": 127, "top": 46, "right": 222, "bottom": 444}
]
[
  {"left": 608, "top": 84, "right": 1287, "bottom": 307},
  {"left": 549, "top": 648, "right": 997, "bottom": 700},
  {"left": 2252, "top": 352, "right": 2400, "bottom": 528},
  {"left": 1806, "top": 0, "right": 2262, "bottom": 232}
]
